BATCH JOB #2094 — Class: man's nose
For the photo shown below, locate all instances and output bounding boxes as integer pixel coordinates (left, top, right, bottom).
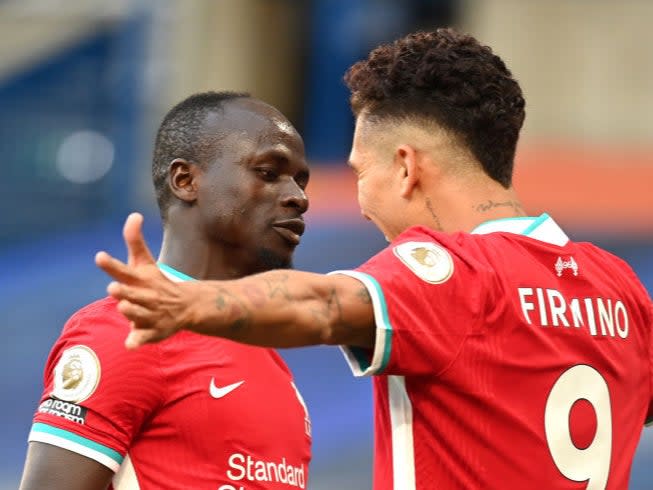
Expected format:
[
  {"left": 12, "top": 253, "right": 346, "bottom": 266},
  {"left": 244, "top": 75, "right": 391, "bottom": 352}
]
[{"left": 281, "top": 178, "right": 309, "bottom": 214}]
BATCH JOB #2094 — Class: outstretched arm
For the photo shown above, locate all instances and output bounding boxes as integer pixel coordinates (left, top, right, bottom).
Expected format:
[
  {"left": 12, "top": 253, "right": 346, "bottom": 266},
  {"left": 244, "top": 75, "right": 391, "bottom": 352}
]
[{"left": 96, "top": 214, "right": 375, "bottom": 350}]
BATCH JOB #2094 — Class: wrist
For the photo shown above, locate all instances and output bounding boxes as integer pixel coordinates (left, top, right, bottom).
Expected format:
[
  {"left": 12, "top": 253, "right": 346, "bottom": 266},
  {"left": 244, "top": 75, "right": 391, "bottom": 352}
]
[{"left": 177, "top": 281, "right": 203, "bottom": 333}]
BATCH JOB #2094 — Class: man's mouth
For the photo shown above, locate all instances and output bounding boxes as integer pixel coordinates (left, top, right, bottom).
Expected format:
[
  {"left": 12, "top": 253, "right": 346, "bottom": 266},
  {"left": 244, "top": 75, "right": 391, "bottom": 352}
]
[{"left": 272, "top": 219, "right": 305, "bottom": 246}]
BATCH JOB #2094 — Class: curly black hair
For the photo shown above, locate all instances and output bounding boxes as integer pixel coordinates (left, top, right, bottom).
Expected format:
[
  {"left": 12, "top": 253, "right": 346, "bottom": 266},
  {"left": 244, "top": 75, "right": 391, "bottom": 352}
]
[
  {"left": 344, "top": 28, "right": 525, "bottom": 187},
  {"left": 152, "top": 91, "right": 250, "bottom": 218}
]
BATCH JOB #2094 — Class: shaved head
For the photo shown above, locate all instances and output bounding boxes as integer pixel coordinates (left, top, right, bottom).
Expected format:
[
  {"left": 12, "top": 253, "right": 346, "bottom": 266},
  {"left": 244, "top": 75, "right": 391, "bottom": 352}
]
[
  {"left": 152, "top": 91, "right": 251, "bottom": 219},
  {"left": 356, "top": 111, "right": 479, "bottom": 176}
]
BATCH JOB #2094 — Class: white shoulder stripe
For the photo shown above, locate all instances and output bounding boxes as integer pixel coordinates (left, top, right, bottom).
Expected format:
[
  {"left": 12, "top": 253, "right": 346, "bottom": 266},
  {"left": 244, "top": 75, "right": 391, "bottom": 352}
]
[{"left": 388, "top": 375, "right": 416, "bottom": 489}]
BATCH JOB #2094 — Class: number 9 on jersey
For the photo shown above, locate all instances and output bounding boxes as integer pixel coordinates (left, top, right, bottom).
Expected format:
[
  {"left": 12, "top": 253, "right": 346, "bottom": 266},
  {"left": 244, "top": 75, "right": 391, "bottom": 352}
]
[{"left": 545, "top": 364, "right": 612, "bottom": 490}]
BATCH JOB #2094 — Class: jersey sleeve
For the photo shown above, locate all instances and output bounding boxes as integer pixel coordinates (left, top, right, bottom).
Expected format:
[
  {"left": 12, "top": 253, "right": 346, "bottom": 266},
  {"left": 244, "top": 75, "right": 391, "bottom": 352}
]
[
  {"left": 28, "top": 300, "right": 164, "bottom": 471},
  {"left": 330, "top": 227, "right": 492, "bottom": 377}
]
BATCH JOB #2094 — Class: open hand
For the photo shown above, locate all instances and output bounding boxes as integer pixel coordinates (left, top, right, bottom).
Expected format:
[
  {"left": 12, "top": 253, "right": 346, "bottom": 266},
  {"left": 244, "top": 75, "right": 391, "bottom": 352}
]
[{"left": 95, "top": 213, "right": 189, "bottom": 349}]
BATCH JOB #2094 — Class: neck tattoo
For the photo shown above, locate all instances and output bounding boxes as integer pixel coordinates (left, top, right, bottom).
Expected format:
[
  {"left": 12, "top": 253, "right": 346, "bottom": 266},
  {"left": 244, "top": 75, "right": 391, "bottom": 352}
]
[
  {"left": 425, "top": 198, "right": 444, "bottom": 231},
  {"left": 474, "top": 199, "right": 524, "bottom": 214}
]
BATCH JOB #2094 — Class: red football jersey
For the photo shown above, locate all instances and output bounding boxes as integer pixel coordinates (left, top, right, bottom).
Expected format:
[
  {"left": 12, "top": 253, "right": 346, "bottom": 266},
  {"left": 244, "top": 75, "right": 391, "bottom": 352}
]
[
  {"left": 333, "top": 214, "right": 652, "bottom": 490},
  {"left": 29, "top": 265, "right": 312, "bottom": 490}
]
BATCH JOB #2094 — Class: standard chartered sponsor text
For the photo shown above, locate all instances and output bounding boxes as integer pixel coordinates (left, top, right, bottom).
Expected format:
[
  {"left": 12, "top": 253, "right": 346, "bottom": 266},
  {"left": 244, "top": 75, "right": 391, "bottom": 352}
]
[{"left": 226, "top": 453, "right": 306, "bottom": 488}]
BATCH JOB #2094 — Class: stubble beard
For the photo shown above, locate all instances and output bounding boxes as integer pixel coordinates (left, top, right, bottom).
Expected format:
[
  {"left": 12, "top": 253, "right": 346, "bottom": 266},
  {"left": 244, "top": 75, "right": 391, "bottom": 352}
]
[{"left": 256, "top": 246, "right": 293, "bottom": 271}]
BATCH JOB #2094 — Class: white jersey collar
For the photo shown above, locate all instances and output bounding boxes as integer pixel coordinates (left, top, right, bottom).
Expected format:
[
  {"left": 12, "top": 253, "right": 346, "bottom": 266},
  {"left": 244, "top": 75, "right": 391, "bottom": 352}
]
[{"left": 471, "top": 213, "right": 569, "bottom": 246}]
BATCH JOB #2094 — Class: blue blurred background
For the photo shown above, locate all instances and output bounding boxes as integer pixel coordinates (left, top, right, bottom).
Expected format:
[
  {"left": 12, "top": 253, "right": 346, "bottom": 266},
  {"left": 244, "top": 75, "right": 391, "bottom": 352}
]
[{"left": 1, "top": 1, "right": 651, "bottom": 488}]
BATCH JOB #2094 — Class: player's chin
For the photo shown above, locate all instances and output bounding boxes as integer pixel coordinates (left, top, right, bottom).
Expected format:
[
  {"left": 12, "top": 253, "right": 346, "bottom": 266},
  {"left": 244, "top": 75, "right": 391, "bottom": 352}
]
[{"left": 257, "top": 246, "right": 294, "bottom": 270}]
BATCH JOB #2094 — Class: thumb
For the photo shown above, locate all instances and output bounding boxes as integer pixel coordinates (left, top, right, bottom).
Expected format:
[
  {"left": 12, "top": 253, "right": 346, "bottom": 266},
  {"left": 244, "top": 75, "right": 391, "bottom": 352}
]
[{"left": 123, "top": 213, "right": 155, "bottom": 267}]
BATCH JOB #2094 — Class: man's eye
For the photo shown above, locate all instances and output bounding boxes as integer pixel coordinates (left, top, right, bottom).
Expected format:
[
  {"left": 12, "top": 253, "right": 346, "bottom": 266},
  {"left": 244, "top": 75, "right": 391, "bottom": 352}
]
[{"left": 256, "top": 168, "right": 278, "bottom": 181}]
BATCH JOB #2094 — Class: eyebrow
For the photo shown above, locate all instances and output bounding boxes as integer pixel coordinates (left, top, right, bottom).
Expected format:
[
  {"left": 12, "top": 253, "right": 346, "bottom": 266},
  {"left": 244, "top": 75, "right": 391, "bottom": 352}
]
[
  {"left": 255, "top": 149, "right": 290, "bottom": 163},
  {"left": 254, "top": 149, "right": 309, "bottom": 178}
]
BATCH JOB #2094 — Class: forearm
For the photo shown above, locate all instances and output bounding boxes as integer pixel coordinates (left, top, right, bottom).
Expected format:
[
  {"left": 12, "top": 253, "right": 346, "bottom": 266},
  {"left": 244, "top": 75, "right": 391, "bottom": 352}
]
[{"left": 181, "top": 270, "right": 374, "bottom": 348}]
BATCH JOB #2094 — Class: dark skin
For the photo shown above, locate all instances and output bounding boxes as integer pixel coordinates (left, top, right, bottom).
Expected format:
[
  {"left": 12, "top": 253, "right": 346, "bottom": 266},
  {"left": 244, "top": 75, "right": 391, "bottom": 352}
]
[
  {"left": 19, "top": 97, "right": 310, "bottom": 490},
  {"left": 20, "top": 446, "right": 114, "bottom": 490}
]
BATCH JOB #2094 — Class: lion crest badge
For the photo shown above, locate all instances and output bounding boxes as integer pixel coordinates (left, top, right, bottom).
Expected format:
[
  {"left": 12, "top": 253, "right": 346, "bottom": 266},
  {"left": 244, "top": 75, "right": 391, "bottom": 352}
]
[
  {"left": 51, "top": 345, "right": 101, "bottom": 403},
  {"left": 393, "top": 241, "right": 454, "bottom": 284}
]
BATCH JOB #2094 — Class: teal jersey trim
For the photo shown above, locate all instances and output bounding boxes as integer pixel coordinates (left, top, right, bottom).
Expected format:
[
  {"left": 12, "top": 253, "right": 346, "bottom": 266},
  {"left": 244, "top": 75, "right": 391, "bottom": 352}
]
[
  {"left": 471, "top": 213, "right": 550, "bottom": 235},
  {"left": 329, "top": 270, "right": 394, "bottom": 375},
  {"left": 368, "top": 275, "right": 392, "bottom": 372},
  {"left": 470, "top": 215, "right": 534, "bottom": 233},
  {"left": 31, "top": 422, "right": 123, "bottom": 465},
  {"left": 157, "top": 262, "right": 194, "bottom": 282},
  {"left": 521, "top": 213, "right": 550, "bottom": 236},
  {"left": 350, "top": 271, "right": 392, "bottom": 373},
  {"left": 358, "top": 271, "right": 393, "bottom": 373}
]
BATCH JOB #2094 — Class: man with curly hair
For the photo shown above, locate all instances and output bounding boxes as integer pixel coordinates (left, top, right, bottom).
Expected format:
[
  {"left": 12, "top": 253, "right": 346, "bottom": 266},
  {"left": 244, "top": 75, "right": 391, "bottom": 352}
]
[{"left": 97, "top": 29, "right": 652, "bottom": 489}]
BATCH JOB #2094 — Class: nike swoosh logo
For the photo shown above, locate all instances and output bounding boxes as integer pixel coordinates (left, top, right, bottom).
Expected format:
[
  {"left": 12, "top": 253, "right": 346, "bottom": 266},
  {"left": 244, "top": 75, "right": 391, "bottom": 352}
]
[{"left": 209, "top": 378, "right": 245, "bottom": 399}]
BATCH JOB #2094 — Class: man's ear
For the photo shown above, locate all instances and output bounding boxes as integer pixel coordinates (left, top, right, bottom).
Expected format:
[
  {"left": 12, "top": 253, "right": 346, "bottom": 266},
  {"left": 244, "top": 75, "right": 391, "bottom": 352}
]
[
  {"left": 168, "top": 158, "right": 200, "bottom": 204},
  {"left": 395, "top": 144, "right": 419, "bottom": 198}
]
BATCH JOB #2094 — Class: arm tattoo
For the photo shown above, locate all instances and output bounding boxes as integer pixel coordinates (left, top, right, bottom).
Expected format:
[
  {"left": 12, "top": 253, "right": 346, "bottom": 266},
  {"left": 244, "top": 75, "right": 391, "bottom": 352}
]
[
  {"left": 263, "top": 273, "right": 293, "bottom": 300},
  {"left": 310, "top": 288, "right": 339, "bottom": 326},
  {"left": 228, "top": 317, "right": 249, "bottom": 334},
  {"left": 215, "top": 287, "right": 252, "bottom": 336},
  {"left": 425, "top": 198, "right": 444, "bottom": 231},
  {"left": 310, "top": 288, "right": 355, "bottom": 330},
  {"left": 357, "top": 285, "right": 371, "bottom": 304},
  {"left": 474, "top": 199, "right": 524, "bottom": 214}
]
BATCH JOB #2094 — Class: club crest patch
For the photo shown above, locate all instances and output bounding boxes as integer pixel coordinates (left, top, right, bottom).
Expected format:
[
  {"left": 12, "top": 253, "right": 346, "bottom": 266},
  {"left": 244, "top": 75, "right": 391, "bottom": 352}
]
[
  {"left": 393, "top": 241, "right": 454, "bottom": 284},
  {"left": 51, "top": 345, "right": 101, "bottom": 403}
]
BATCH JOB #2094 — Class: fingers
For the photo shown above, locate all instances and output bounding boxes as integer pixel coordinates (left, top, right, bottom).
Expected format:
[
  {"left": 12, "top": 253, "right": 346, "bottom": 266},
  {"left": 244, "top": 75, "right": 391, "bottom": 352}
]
[
  {"left": 116, "top": 300, "right": 177, "bottom": 350},
  {"left": 125, "top": 328, "right": 163, "bottom": 350},
  {"left": 123, "top": 213, "right": 156, "bottom": 266},
  {"left": 116, "top": 299, "right": 156, "bottom": 327},
  {"left": 95, "top": 251, "right": 142, "bottom": 284},
  {"left": 108, "top": 282, "right": 159, "bottom": 307}
]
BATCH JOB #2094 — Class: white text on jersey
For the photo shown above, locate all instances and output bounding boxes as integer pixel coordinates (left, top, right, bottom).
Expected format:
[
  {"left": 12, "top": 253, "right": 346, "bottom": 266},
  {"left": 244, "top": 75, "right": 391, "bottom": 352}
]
[
  {"left": 517, "top": 287, "right": 629, "bottom": 338},
  {"left": 227, "top": 453, "right": 306, "bottom": 488}
]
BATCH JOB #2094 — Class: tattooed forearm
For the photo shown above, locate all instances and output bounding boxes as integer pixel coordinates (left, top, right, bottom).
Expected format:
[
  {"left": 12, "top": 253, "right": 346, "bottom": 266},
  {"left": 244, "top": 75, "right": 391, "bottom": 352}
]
[
  {"left": 228, "top": 317, "right": 249, "bottom": 335},
  {"left": 242, "top": 284, "right": 266, "bottom": 307},
  {"left": 310, "top": 288, "right": 341, "bottom": 326},
  {"left": 214, "top": 287, "right": 252, "bottom": 337},
  {"left": 310, "top": 287, "right": 359, "bottom": 334},
  {"left": 425, "top": 198, "right": 444, "bottom": 231},
  {"left": 357, "top": 285, "right": 371, "bottom": 304},
  {"left": 263, "top": 272, "right": 293, "bottom": 300},
  {"left": 474, "top": 199, "right": 524, "bottom": 214},
  {"left": 200, "top": 270, "right": 374, "bottom": 348}
]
